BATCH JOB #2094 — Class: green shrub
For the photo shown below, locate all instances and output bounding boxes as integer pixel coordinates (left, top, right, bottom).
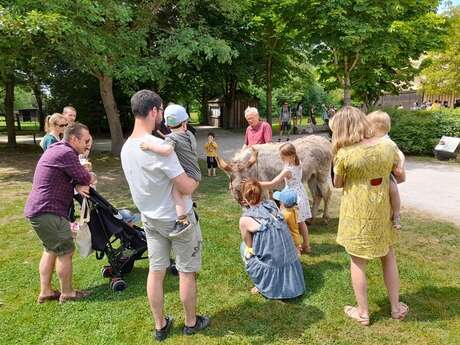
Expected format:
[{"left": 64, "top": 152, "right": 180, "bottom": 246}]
[{"left": 385, "top": 108, "right": 460, "bottom": 155}]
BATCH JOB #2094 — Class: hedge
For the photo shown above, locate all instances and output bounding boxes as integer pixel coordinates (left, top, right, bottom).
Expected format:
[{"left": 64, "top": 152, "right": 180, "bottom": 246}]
[{"left": 386, "top": 108, "right": 460, "bottom": 155}]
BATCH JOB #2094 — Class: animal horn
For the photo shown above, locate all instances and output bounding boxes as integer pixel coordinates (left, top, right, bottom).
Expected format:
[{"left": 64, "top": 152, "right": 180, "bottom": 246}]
[{"left": 216, "top": 156, "right": 233, "bottom": 172}]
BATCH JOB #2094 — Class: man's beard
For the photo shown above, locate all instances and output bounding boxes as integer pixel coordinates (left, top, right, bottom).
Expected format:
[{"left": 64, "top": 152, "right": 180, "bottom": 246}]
[{"left": 154, "top": 116, "right": 162, "bottom": 131}]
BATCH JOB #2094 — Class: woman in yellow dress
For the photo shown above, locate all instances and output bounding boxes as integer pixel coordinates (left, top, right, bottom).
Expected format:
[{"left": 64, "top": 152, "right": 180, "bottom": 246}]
[{"left": 331, "top": 106, "right": 409, "bottom": 326}]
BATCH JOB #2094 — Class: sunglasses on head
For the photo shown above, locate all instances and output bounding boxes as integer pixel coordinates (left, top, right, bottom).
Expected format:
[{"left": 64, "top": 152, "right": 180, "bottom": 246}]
[{"left": 58, "top": 123, "right": 68, "bottom": 128}]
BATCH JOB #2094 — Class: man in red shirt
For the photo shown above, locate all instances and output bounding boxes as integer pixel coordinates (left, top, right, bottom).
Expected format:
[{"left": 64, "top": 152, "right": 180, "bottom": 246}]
[{"left": 242, "top": 107, "right": 272, "bottom": 148}]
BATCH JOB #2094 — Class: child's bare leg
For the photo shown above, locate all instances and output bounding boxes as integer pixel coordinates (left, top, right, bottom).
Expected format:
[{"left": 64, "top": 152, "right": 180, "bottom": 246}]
[
  {"left": 212, "top": 168, "right": 216, "bottom": 176},
  {"left": 169, "top": 185, "right": 194, "bottom": 237},
  {"left": 299, "top": 221, "right": 311, "bottom": 253},
  {"left": 172, "top": 185, "right": 188, "bottom": 220},
  {"left": 389, "top": 178, "right": 401, "bottom": 229},
  {"left": 207, "top": 169, "right": 211, "bottom": 177}
]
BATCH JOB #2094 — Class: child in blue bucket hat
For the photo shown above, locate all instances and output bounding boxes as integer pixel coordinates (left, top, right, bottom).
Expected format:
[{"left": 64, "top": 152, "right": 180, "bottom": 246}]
[{"left": 273, "top": 188, "right": 303, "bottom": 256}]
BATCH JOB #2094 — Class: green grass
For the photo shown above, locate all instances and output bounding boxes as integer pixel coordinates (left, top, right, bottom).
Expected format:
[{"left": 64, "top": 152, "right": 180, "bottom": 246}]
[{"left": 0, "top": 149, "right": 459, "bottom": 345}]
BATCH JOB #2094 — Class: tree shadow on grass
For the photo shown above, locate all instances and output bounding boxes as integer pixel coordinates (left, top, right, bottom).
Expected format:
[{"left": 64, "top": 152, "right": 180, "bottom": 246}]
[
  {"left": 310, "top": 242, "right": 342, "bottom": 256},
  {"left": 302, "top": 260, "right": 345, "bottom": 295},
  {"left": 374, "top": 285, "right": 460, "bottom": 322},
  {"left": 208, "top": 299, "right": 324, "bottom": 344},
  {"left": 87, "top": 267, "right": 179, "bottom": 302},
  {"left": 309, "top": 217, "right": 339, "bottom": 234}
]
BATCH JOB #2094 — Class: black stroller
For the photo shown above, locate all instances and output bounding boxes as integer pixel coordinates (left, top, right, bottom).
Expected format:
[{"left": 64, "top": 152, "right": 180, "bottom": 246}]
[{"left": 77, "top": 188, "right": 176, "bottom": 291}]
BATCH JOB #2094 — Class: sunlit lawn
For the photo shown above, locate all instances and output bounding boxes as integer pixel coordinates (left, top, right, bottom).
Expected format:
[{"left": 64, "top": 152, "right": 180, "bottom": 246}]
[{"left": 0, "top": 145, "right": 459, "bottom": 345}]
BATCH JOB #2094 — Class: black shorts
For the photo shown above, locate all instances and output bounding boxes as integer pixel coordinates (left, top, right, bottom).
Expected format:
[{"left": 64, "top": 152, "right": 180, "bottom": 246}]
[
  {"left": 280, "top": 122, "right": 290, "bottom": 131},
  {"left": 207, "top": 156, "right": 217, "bottom": 169}
]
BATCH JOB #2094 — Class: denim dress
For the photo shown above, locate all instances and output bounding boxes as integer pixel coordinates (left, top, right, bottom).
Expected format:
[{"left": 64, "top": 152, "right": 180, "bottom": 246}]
[{"left": 241, "top": 200, "right": 305, "bottom": 299}]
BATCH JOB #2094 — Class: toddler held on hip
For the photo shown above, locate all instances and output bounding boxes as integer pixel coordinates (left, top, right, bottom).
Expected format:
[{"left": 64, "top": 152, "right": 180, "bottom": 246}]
[
  {"left": 140, "top": 104, "right": 201, "bottom": 237},
  {"left": 367, "top": 110, "right": 406, "bottom": 229}
]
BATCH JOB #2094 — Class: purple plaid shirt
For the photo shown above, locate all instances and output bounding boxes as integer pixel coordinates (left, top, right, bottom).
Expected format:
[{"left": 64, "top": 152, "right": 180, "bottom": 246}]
[{"left": 24, "top": 141, "right": 91, "bottom": 220}]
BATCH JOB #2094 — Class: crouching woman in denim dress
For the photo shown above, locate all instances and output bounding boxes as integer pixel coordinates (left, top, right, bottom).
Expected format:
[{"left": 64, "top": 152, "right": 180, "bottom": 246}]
[{"left": 238, "top": 179, "right": 305, "bottom": 299}]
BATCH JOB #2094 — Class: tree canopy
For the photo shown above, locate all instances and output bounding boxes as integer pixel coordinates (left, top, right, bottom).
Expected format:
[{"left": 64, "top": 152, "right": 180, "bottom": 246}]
[{"left": 421, "top": 6, "right": 460, "bottom": 95}]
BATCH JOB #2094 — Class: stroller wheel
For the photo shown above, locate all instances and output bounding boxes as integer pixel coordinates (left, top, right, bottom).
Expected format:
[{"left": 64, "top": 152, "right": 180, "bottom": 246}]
[
  {"left": 111, "top": 278, "right": 127, "bottom": 292},
  {"left": 101, "top": 265, "right": 113, "bottom": 278}
]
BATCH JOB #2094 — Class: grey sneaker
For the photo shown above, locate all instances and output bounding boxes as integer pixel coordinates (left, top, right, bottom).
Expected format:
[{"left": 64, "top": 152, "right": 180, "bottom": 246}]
[
  {"left": 169, "top": 220, "right": 193, "bottom": 238},
  {"left": 154, "top": 316, "right": 174, "bottom": 342},
  {"left": 183, "top": 315, "right": 211, "bottom": 336}
]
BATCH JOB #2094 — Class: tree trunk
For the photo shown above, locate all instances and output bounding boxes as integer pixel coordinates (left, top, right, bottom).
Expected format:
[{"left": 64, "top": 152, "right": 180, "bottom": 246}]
[
  {"left": 266, "top": 55, "right": 273, "bottom": 124},
  {"left": 5, "top": 74, "right": 16, "bottom": 148},
  {"left": 98, "top": 75, "right": 124, "bottom": 156},
  {"left": 223, "top": 78, "right": 237, "bottom": 129},
  {"left": 343, "top": 71, "right": 352, "bottom": 106},
  {"left": 200, "top": 86, "right": 209, "bottom": 126},
  {"left": 32, "top": 83, "right": 45, "bottom": 132}
]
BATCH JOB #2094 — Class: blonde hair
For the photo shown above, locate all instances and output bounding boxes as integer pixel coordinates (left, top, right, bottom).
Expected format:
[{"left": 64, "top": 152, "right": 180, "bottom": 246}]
[
  {"left": 367, "top": 110, "right": 391, "bottom": 133},
  {"left": 44, "top": 113, "right": 66, "bottom": 132},
  {"left": 279, "top": 143, "right": 300, "bottom": 165},
  {"left": 241, "top": 179, "right": 262, "bottom": 206},
  {"left": 330, "top": 106, "right": 372, "bottom": 154}
]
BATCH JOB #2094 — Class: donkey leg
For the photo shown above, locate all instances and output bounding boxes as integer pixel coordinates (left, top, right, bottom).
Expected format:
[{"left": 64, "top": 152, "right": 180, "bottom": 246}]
[{"left": 307, "top": 177, "right": 321, "bottom": 222}]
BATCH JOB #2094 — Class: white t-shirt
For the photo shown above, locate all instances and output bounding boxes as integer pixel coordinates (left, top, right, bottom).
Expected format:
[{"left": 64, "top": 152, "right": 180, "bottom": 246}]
[{"left": 121, "top": 134, "right": 191, "bottom": 221}]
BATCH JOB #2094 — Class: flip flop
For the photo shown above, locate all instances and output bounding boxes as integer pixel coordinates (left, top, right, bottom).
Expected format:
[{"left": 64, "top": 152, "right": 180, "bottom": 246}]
[
  {"left": 37, "top": 290, "right": 61, "bottom": 304},
  {"left": 391, "top": 302, "right": 409, "bottom": 320},
  {"left": 344, "top": 306, "right": 370, "bottom": 326},
  {"left": 59, "top": 290, "right": 91, "bottom": 304}
]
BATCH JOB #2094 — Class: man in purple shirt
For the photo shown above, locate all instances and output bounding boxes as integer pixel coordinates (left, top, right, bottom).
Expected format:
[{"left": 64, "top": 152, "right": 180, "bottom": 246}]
[
  {"left": 242, "top": 107, "right": 272, "bottom": 149},
  {"left": 24, "top": 122, "right": 94, "bottom": 304}
]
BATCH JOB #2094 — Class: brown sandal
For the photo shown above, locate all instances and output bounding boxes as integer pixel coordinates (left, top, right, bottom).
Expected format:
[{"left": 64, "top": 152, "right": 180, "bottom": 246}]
[
  {"left": 59, "top": 290, "right": 91, "bottom": 304},
  {"left": 344, "top": 306, "right": 370, "bottom": 326},
  {"left": 37, "top": 290, "right": 61, "bottom": 304}
]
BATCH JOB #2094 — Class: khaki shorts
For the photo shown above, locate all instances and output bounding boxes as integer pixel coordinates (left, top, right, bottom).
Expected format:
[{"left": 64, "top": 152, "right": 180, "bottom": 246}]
[
  {"left": 143, "top": 211, "right": 202, "bottom": 273},
  {"left": 29, "top": 213, "right": 75, "bottom": 256}
]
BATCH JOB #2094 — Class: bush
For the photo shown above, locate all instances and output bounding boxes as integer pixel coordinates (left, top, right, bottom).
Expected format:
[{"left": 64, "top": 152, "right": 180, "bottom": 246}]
[{"left": 386, "top": 108, "right": 460, "bottom": 155}]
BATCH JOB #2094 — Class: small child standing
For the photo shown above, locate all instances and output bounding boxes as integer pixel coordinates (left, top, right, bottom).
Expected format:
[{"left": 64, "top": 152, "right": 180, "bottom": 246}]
[
  {"left": 204, "top": 132, "right": 218, "bottom": 177},
  {"left": 259, "top": 143, "right": 311, "bottom": 253},
  {"left": 367, "top": 110, "right": 405, "bottom": 229},
  {"left": 273, "top": 188, "right": 302, "bottom": 256},
  {"left": 140, "top": 104, "right": 201, "bottom": 237}
]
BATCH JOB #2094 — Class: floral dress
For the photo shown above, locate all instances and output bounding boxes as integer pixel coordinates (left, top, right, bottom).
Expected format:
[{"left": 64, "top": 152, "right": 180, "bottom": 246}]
[
  {"left": 334, "top": 140, "right": 400, "bottom": 259},
  {"left": 284, "top": 163, "right": 312, "bottom": 222}
]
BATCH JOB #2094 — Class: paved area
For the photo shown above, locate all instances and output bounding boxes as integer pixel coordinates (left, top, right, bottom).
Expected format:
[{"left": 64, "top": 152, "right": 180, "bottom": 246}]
[
  {"left": 2, "top": 127, "right": 459, "bottom": 226},
  {"left": 399, "top": 159, "right": 460, "bottom": 226}
]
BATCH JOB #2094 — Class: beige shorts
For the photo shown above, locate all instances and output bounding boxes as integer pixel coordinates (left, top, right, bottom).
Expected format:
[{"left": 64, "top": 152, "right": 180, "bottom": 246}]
[
  {"left": 143, "top": 211, "right": 202, "bottom": 273},
  {"left": 29, "top": 213, "right": 75, "bottom": 256}
]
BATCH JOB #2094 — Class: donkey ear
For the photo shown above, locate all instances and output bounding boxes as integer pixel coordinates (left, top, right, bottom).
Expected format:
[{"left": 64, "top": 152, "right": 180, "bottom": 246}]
[{"left": 245, "top": 148, "right": 258, "bottom": 168}]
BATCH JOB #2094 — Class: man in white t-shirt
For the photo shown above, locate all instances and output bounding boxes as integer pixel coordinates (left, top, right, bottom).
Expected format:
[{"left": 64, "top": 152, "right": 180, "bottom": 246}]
[{"left": 121, "top": 90, "right": 210, "bottom": 342}]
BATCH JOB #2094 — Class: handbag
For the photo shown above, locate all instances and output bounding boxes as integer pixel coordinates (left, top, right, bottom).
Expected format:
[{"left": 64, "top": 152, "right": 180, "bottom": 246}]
[{"left": 75, "top": 197, "right": 94, "bottom": 257}]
